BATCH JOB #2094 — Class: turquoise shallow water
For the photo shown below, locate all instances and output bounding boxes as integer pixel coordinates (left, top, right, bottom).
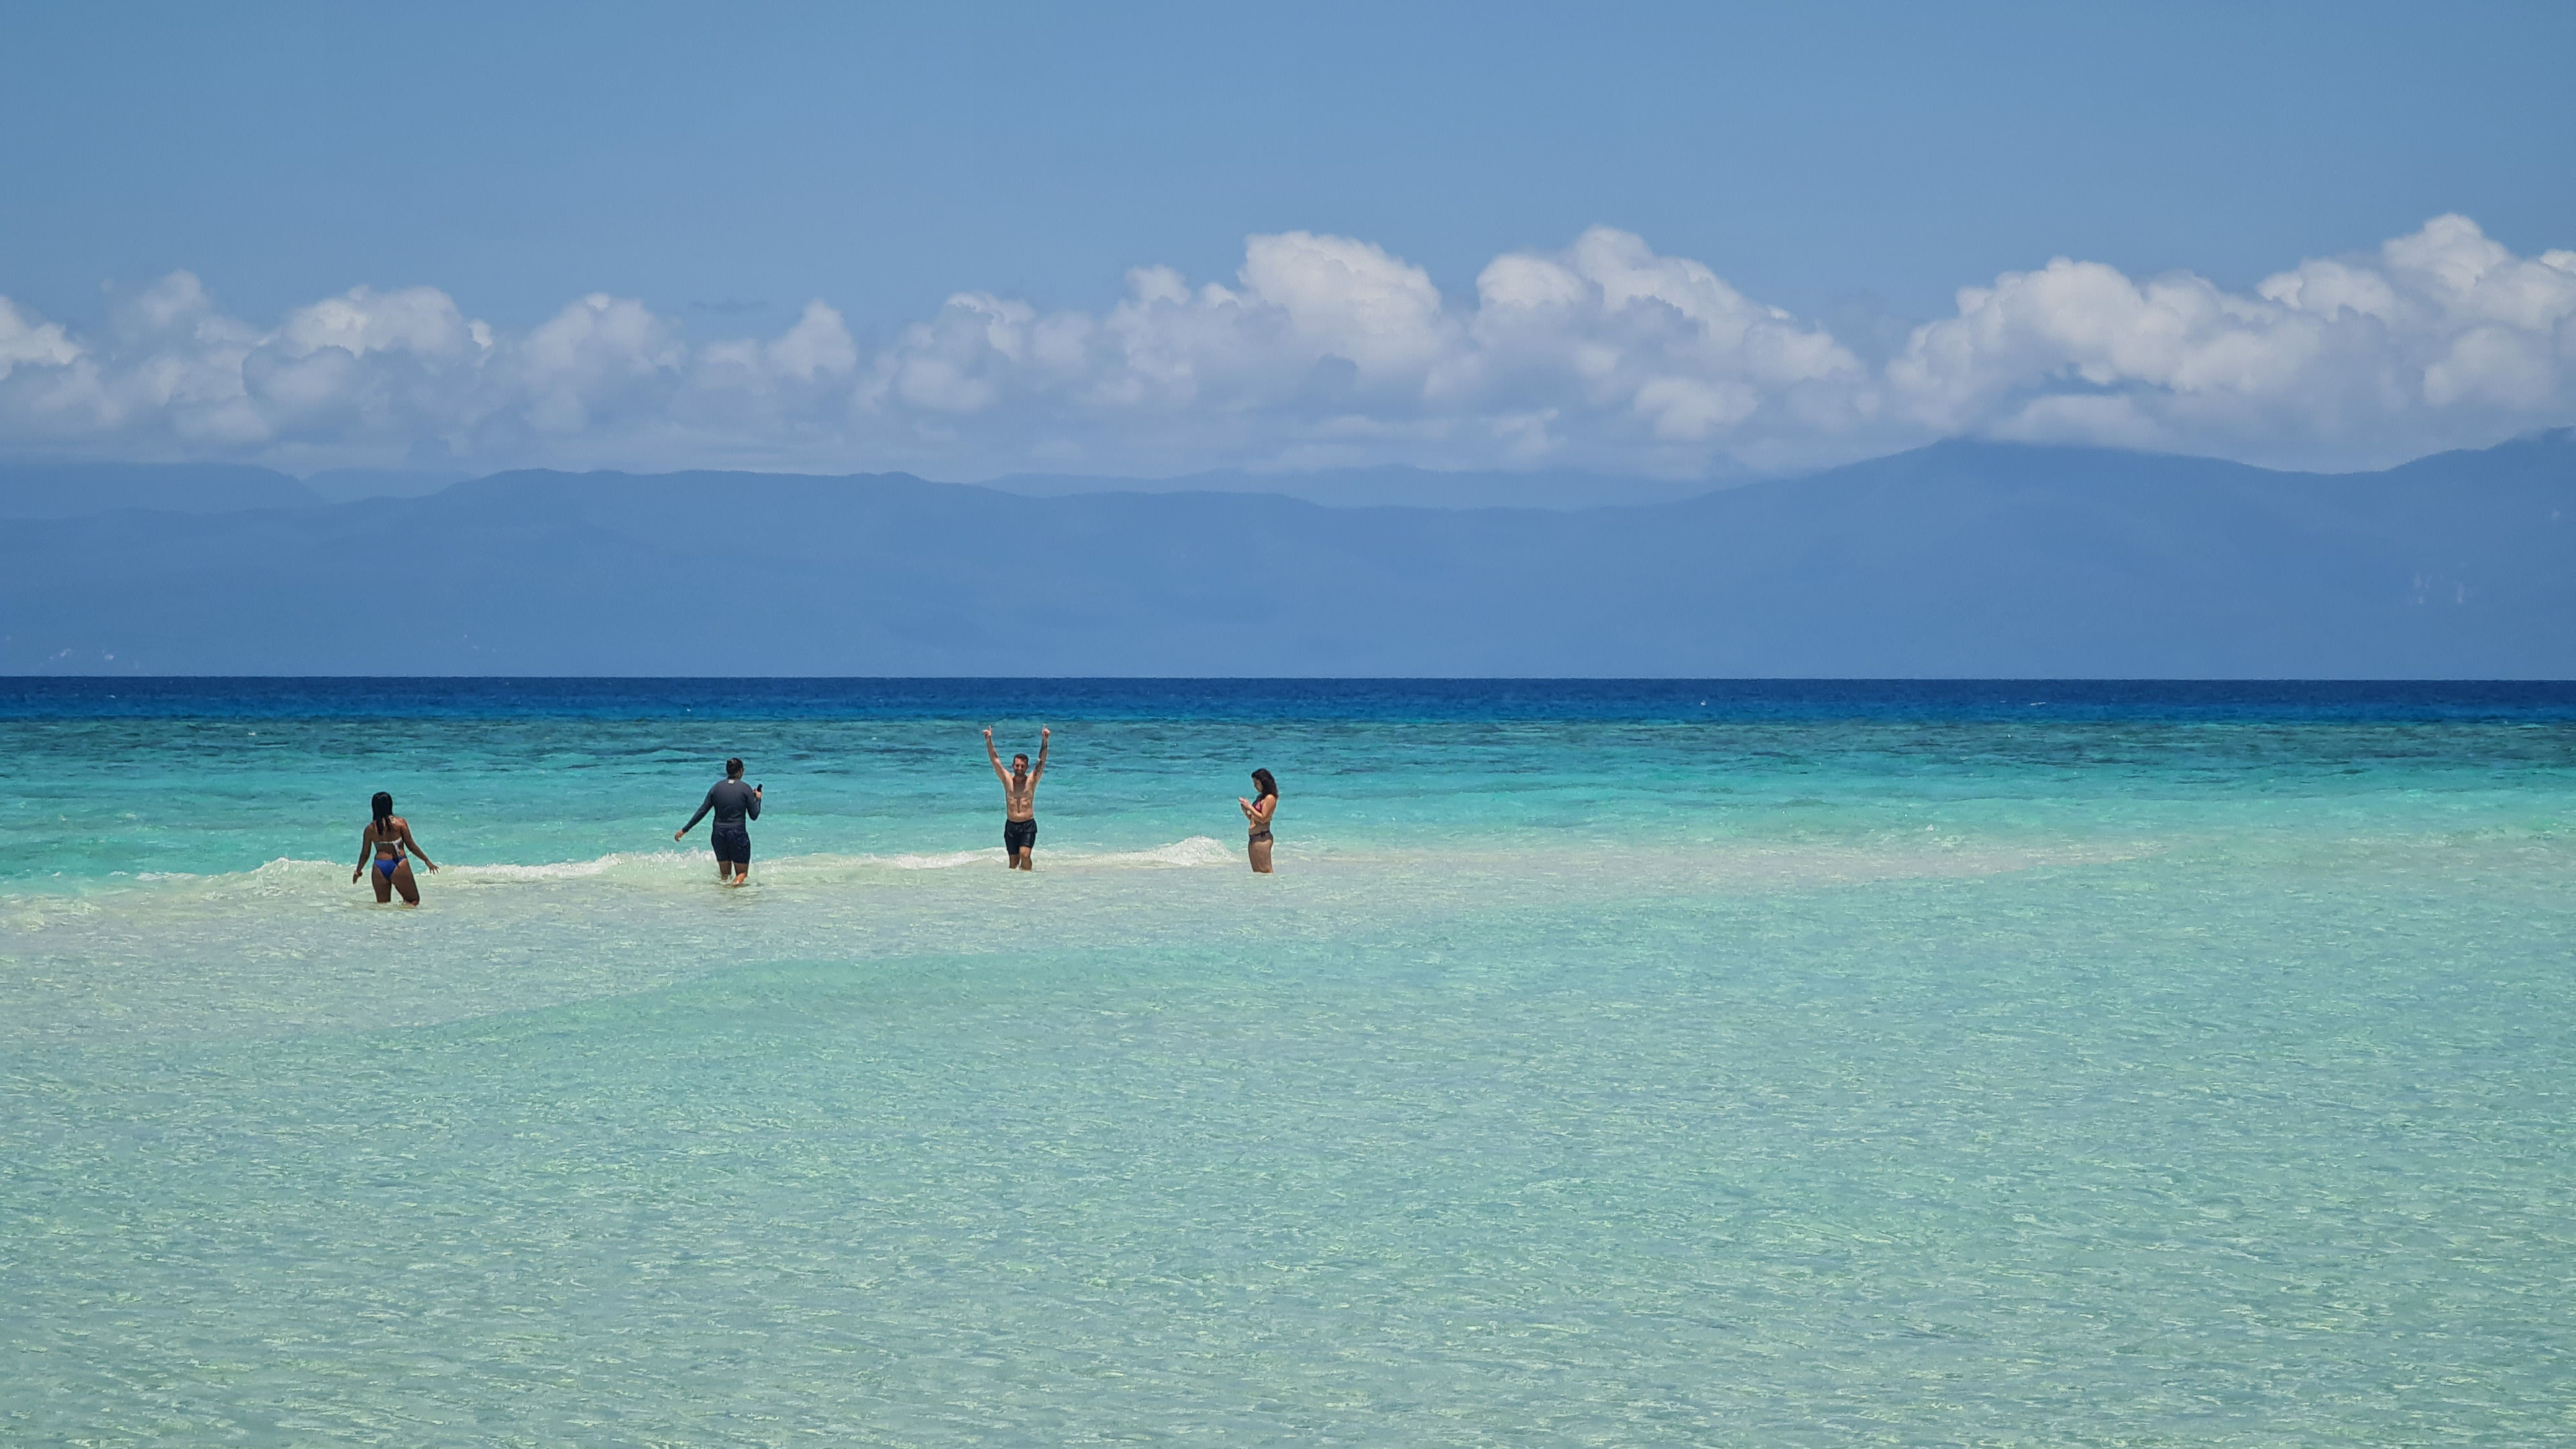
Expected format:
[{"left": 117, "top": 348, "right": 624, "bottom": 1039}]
[{"left": 3, "top": 682, "right": 2573, "bottom": 1444}]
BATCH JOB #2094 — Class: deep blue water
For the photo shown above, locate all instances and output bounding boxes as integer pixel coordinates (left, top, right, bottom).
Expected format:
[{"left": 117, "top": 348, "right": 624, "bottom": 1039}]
[{"left": 7, "top": 675, "right": 2576, "bottom": 720}]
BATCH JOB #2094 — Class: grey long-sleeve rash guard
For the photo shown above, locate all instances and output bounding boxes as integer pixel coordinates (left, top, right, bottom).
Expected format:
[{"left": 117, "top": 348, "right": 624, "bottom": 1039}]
[{"left": 683, "top": 779, "right": 761, "bottom": 833}]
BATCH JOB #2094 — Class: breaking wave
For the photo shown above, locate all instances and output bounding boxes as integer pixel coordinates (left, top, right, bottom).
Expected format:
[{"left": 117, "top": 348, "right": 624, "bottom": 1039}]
[{"left": 8, "top": 836, "right": 1246, "bottom": 908}]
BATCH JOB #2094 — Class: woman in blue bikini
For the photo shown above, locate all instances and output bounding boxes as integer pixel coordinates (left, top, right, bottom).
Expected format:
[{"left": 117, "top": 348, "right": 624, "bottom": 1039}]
[{"left": 354, "top": 791, "right": 438, "bottom": 905}]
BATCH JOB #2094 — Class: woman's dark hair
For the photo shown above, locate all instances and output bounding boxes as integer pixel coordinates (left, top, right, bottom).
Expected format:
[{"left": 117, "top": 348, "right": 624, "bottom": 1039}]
[
  {"left": 726, "top": 757, "right": 745, "bottom": 779},
  {"left": 1250, "top": 768, "right": 1277, "bottom": 800},
  {"left": 371, "top": 792, "right": 394, "bottom": 826}
]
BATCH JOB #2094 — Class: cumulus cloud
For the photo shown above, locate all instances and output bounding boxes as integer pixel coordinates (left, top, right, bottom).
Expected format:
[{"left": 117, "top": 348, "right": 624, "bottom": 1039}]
[
  {"left": 1, "top": 215, "right": 2571, "bottom": 482},
  {"left": 1887, "top": 215, "right": 2576, "bottom": 466}
]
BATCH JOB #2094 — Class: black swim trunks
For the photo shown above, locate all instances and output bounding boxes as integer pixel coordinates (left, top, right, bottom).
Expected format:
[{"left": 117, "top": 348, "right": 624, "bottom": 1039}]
[
  {"left": 711, "top": 824, "right": 751, "bottom": 865},
  {"left": 1004, "top": 818, "right": 1036, "bottom": 855}
]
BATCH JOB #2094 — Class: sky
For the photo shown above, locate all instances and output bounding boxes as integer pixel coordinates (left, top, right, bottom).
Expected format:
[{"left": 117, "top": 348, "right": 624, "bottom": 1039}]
[{"left": 2, "top": 0, "right": 2573, "bottom": 487}]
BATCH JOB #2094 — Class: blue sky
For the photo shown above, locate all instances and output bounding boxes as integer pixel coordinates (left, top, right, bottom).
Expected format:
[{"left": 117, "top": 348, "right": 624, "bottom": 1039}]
[{"left": 2, "top": 0, "right": 2572, "bottom": 484}]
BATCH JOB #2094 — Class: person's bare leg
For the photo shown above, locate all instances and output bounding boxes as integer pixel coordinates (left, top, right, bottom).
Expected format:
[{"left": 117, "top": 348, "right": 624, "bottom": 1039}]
[
  {"left": 393, "top": 860, "right": 421, "bottom": 906},
  {"left": 1249, "top": 838, "right": 1273, "bottom": 874},
  {"left": 371, "top": 865, "right": 395, "bottom": 904}
]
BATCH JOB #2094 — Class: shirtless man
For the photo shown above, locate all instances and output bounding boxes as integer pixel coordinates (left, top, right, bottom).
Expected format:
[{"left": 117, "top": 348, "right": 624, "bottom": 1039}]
[{"left": 985, "top": 725, "right": 1049, "bottom": 869}]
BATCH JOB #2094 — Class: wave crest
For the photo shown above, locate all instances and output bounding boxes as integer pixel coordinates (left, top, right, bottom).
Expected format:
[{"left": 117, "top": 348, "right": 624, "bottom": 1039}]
[{"left": 11, "top": 837, "right": 1246, "bottom": 907}]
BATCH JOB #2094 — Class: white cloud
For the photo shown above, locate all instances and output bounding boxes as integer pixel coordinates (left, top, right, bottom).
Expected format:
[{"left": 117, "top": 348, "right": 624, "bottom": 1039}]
[
  {"left": 0, "top": 297, "right": 81, "bottom": 378},
  {"left": 279, "top": 285, "right": 485, "bottom": 362},
  {"left": 1239, "top": 231, "right": 1452, "bottom": 379},
  {"left": 763, "top": 300, "right": 858, "bottom": 382},
  {"left": 1, "top": 215, "right": 2571, "bottom": 484},
  {"left": 1883, "top": 215, "right": 2576, "bottom": 467}
]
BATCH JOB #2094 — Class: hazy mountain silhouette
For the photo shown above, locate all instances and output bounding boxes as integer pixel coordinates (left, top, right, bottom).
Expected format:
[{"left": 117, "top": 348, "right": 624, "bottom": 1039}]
[
  {"left": 983, "top": 464, "right": 1727, "bottom": 509},
  {"left": 0, "top": 462, "right": 321, "bottom": 518},
  {"left": 2, "top": 435, "right": 2569, "bottom": 676},
  {"left": 303, "top": 467, "right": 474, "bottom": 502}
]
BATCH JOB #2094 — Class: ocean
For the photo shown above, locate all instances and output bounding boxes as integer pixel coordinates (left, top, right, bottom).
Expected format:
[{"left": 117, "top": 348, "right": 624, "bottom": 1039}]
[{"left": 3, "top": 679, "right": 2572, "bottom": 1444}]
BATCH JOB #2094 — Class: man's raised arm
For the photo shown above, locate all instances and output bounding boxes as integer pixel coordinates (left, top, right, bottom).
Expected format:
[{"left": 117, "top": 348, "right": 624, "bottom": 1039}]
[{"left": 984, "top": 727, "right": 1010, "bottom": 782}]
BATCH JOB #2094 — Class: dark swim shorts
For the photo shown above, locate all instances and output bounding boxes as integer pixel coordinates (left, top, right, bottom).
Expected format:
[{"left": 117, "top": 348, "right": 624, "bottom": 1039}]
[
  {"left": 711, "top": 824, "right": 751, "bottom": 865},
  {"left": 1004, "top": 818, "right": 1036, "bottom": 855}
]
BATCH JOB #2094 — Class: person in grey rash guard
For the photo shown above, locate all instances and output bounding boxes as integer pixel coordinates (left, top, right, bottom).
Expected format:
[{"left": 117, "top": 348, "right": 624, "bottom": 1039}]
[{"left": 676, "top": 756, "right": 763, "bottom": 885}]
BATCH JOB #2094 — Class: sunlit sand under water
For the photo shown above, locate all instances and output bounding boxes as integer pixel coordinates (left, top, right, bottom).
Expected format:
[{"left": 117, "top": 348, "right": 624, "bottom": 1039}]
[{"left": 2, "top": 682, "right": 2573, "bottom": 1443}]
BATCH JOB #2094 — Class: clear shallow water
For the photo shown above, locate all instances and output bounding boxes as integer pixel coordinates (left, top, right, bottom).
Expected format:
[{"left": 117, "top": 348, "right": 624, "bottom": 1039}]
[{"left": 3, "top": 680, "right": 2573, "bottom": 1444}]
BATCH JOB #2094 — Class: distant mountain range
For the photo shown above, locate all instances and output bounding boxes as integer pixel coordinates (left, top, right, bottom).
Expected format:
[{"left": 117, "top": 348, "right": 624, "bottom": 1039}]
[
  {"left": 2, "top": 435, "right": 2570, "bottom": 676},
  {"left": 981, "top": 464, "right": 1727, "bottom": 509},
  {"left": 0, "top": 461, "right": 324, "bottom": 518}
]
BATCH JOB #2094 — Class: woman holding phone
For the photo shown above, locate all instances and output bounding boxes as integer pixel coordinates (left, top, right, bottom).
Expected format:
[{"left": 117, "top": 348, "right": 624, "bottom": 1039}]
[{"left": 1238, "top": 768, "right": 1278, "bottom": 874}]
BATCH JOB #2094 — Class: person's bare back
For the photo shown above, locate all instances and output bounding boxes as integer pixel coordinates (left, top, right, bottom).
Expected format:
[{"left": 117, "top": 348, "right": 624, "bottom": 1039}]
[{"left": 985, "top": 725, "right": 1050, "bottom": 869}]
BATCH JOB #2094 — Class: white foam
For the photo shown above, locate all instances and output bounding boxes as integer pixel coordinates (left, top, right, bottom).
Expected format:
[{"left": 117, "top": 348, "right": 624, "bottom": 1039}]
[
  {"left": 136, "top": 856, "right": 341, "bottom": 883},
  {"left": 1091, "top": 835, "right": 1237, "bottom": 869},
  {"left": 5, "top": 835, "right": 2141, "bottom": 921},
  {"left": 291, "top": 837, "right": 1239, "bottom": 885},
  {"left": 444, "top": 849, "right": 694, "bottom": 881},
  {"left": 879, "top": 849, "right": 992, "bottom": 871}
]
